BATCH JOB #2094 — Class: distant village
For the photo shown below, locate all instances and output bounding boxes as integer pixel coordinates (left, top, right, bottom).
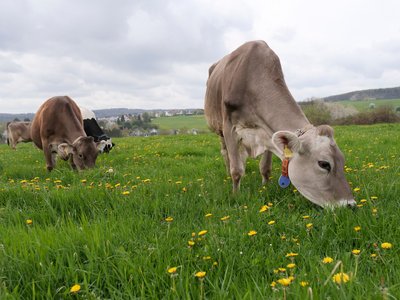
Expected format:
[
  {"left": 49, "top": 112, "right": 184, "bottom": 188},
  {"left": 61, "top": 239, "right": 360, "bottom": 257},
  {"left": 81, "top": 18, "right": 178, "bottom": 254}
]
[{"left": 0, "top": 109, "right": 205, "bottom": 142}]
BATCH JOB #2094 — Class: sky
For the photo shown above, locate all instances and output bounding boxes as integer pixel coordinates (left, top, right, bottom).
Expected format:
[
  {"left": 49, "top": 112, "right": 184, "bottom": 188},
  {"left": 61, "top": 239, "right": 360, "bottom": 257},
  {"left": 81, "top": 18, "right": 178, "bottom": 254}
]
[{"left": 1, "top": 0, "right": 400, "bottom": 113}]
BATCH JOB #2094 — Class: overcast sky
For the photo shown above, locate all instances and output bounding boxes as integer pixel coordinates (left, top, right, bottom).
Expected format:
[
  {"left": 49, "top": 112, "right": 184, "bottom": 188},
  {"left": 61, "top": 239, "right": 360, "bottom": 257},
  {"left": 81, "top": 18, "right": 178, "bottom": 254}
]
[{"left": 1, "top": 0, "right": 400, "bottom": 113}]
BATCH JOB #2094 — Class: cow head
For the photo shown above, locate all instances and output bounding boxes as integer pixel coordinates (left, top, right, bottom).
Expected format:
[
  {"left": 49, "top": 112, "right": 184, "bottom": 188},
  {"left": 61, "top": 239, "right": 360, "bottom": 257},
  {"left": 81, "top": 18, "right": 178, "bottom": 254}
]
[
  {"left": 272, "top": 125, "right": 355, "bottom": 208},
  {"left": 58, "top": 136, "right": 105, "bottom": 170}
]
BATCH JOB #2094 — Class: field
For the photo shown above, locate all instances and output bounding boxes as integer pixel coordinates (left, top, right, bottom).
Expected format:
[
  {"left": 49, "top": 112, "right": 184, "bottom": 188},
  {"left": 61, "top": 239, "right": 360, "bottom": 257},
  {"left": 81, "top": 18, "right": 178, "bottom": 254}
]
[
  {"left": 337, "top": 98, "right": 400, "bottom": 111},
  {"left": 151, "top": 115, "right": 209, "bottom": 132},
  {"left": 0, "top": 124, "right": 399, "bottom": 299}
]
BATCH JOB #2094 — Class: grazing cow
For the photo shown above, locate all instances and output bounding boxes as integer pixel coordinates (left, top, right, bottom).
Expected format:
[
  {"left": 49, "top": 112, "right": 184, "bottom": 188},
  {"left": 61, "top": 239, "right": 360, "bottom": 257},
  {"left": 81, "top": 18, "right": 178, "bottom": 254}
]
[
  {"left": 79, "top": 107, "right": 114, "bottom": 153},
  {"left": 204, "top": 40, "right": 355, "bottom": 208},
  {"left": 6, "top": 121, "right": 32, "bottom": 149},
  {"left": 31, "top": 96, "right": 106, "bottom": 171}
]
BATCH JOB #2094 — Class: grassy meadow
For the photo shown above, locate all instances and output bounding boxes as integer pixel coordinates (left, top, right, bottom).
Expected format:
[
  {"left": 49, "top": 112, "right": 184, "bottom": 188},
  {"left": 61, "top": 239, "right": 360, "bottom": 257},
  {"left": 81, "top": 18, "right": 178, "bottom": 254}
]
[
  {"left": 0, "top": 123, "right": 399, "bottom": 299},
  {"left": 337, "top": 98, "right": 400, "bottom": 112},
  {"left": 152, "top": 115, "right": 209, "bottom": 132}
]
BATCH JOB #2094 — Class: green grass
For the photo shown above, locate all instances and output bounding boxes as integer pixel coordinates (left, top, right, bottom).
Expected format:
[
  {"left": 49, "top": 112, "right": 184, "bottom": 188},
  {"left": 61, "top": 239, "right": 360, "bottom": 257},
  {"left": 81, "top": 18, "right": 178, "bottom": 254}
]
[
  {"left": 152, "top": 115, "right": 209, "bottom": 131},
  {"left": 337, "top": 98, "right": 400, "bottom": 111},
  {"left": 0, "top": 124, "right": 399, "bottom": 299}
]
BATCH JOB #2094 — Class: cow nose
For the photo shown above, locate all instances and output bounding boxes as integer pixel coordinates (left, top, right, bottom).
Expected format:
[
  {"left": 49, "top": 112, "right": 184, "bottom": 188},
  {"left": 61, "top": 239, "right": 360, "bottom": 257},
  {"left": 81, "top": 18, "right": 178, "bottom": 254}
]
[{"left": 346, "top": 199, "right": 357, "bottom": 209}]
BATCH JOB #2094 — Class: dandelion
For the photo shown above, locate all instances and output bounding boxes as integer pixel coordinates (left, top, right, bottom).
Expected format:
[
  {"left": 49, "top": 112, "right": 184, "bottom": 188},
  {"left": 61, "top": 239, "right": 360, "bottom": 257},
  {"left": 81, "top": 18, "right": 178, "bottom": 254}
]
[
  {"left": 287, "top": 263, "right": 296, "bottom": 269},
  {"left": 167, "top": 267, "right": 177, "bottom": 274},
  {"left": 259, "top": 205, "right": 269, "bottom": 213},
  {"left": 268, "top": 220, "right": 275, "bottom": 225},
  {"left": 182, "top": 187, "right": 187, "bottom": 192},
  {"left": 278, "top": 268, "right": 286, "bottom": 272},
  {"left": 353, "top": 187, "right": 360, "bottom": 192},
  {"left": 370, "top": 253, "right": 377, "bottom": 258},
  {"left": 371, "top": 196, "right": 378, "bottom": 200},
  {"left": 372, "top": 208, "right": 378, "bottom": 214},
  {"left": 80, "top": 179, "right": 87, "bottom": 184},
  {"left": 381, "top": 242, "right": 393, "bottom": 249},
  {"left": 322, "top": 257, "right": 334, "bottom": 264},
  {"left": 205, "top": 213, "right": 212, "bottom": 218},
  {"left": 202, "top": 256, "right": 212, "bottom": 260},
  {"left": 360, "top": 199, "right": 367, "bottom": 203},
  {"left": 352, "top": 249, "right": 361, "bottom": 255},
  {"left": 26, "top": 219, "right": 33, "bottom": 225},
  {"left": 248, "top": 230, "right": 257, "bottom": 236},
  {"left": 188, "top": 240, "right": 195, "bottom": 246},
  {"left": 70, "top": 284, "right": 81, "bottom": 294},
  {"left": 277, "top": 278, "right": 292, "bottom": 286},
  {"left": 332, "top": 272, "right": 350, "bottom": 284},
  {"left": 195, "top": 271, "right": 206, "bottom": 278},
  {"left": 122, "top": 191, "right": 130, "bottom": 195},
  {"left": 306, "top": 223, "right": 313, "bottom": 229},
  {"left": 353, "top": 226, "right": 361, "bottom": 232},
  {"left": 270, "top": 281, "right": 277, "bottom": 287},
  {"left": 300, "top": 281, "right": 309, "bottom": 287},
  {"left": 165, "top": 217, "right": 174, "bottom": 222},
  {"left": 302, "top": 215, "right": 310, "bottom": 219},
  {"left": 198, "top": 230, "right": 208, "bottom": 236},
  {"left": 220, "top": 216, "right": 230, "bottom": 221},
  {"left": 286, "top": 252, "right": 298, "bottom": 258}
]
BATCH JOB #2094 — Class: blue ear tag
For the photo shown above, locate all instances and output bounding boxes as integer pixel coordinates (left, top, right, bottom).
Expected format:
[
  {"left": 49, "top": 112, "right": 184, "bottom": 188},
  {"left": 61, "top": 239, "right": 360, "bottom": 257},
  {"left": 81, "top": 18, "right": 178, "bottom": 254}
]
[{"left": 279, "top": 175, "right": 291, "bottom": 188}]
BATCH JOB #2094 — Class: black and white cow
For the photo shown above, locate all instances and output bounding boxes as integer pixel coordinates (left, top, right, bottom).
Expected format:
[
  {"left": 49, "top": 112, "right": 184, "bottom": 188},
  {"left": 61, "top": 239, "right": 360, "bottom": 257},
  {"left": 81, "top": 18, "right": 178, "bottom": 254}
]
[{"left": 80, "top": 107, "right": 114, "bottom": 153}]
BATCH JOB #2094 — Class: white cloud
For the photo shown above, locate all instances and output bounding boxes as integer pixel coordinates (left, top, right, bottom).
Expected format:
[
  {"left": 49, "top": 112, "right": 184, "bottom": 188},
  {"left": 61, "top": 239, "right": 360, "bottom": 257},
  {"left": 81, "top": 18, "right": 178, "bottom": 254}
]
[{"left": 1, "top": 0, "right": 400, "bottom": 112}]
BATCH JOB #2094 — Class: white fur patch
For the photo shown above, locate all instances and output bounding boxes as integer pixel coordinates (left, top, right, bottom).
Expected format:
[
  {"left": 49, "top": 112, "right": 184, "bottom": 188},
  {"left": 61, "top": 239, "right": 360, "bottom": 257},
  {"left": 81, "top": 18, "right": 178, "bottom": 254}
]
[{"left": 235, "top": 126, "right": 268, "bottom": 158}]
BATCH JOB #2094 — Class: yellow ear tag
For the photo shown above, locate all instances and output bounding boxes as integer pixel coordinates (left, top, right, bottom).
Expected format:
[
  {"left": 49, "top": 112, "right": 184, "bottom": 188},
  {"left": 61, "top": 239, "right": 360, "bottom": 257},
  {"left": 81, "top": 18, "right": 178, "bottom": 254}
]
[{"left": 283, "top": 145, "right": 293, "bottom": 158}]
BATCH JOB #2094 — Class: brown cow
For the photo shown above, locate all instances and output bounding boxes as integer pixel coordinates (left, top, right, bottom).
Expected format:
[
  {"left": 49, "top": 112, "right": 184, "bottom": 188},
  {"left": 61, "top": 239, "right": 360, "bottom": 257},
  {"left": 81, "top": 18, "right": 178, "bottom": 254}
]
[
  {"left": 31, "top": 96, "right": 105, "bottom": 171},
  {"left": 6, "top": 121, "right": 32, "bottom": 149},
  {"left": 204, "top": 40, "right": 355, "bottom": 208}
]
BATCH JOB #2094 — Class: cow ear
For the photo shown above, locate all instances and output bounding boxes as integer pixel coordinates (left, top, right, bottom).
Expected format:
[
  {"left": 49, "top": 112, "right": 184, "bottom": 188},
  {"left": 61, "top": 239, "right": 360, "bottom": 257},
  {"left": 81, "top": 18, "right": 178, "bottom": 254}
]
[
  {"left": 272, "top": 131, "right": 303, "bottom": 155},
  {"left": 96, "top": 140, "right": 107, "bottom": 153},
  {"left": 58, "top": 143, "right": 73, "bottom": 160}
]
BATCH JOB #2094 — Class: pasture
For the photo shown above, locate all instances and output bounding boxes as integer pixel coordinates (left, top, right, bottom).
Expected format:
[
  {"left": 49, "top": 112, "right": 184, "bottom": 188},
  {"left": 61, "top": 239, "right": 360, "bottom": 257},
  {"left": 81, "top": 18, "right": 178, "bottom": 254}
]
[
  {"left": 337, "top": 98, "right": 400, "bottom": 112},
  {"left": 0, "top": 123, "right": 399, "bottom": 299},
  {"left": 152, "top": 115, "right": 209, "bottom": 132}
]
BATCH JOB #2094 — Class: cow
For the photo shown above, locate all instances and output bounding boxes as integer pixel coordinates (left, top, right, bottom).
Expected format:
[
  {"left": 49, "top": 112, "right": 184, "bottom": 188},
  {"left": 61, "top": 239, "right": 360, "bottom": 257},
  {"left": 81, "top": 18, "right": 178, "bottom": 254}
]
[
  {"left": 204, "top": 40, "right": 355, "bottom": 208},
  {"left": 31, "top": 96, "right": 106, "bottom": 171},
  {"left": 79, "top": 107, "right": 114, "bottom": 153},
  {"left": 6, "top": 121, "right": 32, "bottom": 149}
]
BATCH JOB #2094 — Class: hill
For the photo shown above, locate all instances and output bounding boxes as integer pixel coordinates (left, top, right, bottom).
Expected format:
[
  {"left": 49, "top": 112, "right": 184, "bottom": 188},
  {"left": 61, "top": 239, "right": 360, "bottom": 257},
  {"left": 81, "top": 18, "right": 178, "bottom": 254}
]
[{"left": 323, "top": 86, "right": 400, "bottom": 102}]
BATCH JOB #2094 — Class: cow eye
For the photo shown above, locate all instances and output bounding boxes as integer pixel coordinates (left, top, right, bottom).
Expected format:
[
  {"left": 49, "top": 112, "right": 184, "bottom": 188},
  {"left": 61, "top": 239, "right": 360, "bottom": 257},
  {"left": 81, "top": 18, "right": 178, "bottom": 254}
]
[{"left": 318, "top": 161, "right": 331, "bottom": 172}]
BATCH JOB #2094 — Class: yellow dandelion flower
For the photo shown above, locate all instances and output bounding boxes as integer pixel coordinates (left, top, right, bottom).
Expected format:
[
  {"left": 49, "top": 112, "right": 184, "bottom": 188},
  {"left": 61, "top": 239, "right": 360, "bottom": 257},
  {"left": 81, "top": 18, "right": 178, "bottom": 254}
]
[
  {"left": 167, "top": 267, "right": 177, "bottom": 274},
  {"left": 302, "top": 215, "right": 310, "bottom": 219},
  {"left": 300, "top": 281, "right": 309, "bottom": 287},
  {"left": 122, "top": 191, "right": 130, "bottom": 195},
  {"left": 80, "top": 179, "right": 87, "bottom": 183},
  {"left": 371, "top": 196, "right": 378, "bottom": 200},
  {"left": 381, "top": 242, "right": 393, "bottom": 249},
  {"left": 372, "top": 208, "right": 378, "bottom": 214},
  {"left": 270, "top": 281, "right": 277, "bottom": 287},
  {"left": 220, "top": 216, "right": 230, "bottom": 221},
  {"left": 370, "top": 253, "right": 377, "bottom": 258},
  {"left": 114, "top": 183, "right": 121, "bottom": 188},
  {"left": 353, "top": 226, "right": 361, "bottom": 232},
  {"left": 352, "top": 249, "right": 361, "bottom": 255},
  {"left": 70, "top": 284, "right": 81, "bottom": 293},
  {"left": 26, "top": 219, "right": 33, "bottom": 225},
  {"left": 268, "top": 220, "right": 275, "bottom": 225},
  {"left": 267, "top": 202, "right": 273, "bottom": 207},
  {"left": 332, "top": 272, "right": 350, "bottom": 284},
  {"left": 195, "top": 271, "right": 206, "bottom": 278},
  {"left": 286, "top": 252, "right": 298, "bottom": 257},
  {"left": 165, "top": 216, "right": 173, "bottom": 222},
  {"left": 202, "top": 256, "right": 212, "bottom": 260},
  {"left": 360, "top": 199, "right": 367, "bottom": 203},
  {"left": 277, "top": 278, "right": 291, "bottom": 286},
  {"left": 248, "top": 230, "right": 257, "bottom": 236},
  {"left": 259, "top": 205, "right": 269, "bottom": 213},
  {"left": 306, "top": 223, "right": 313, "bottom": 229},
  {"left": 322, "top": 257, "right": 333, "bottom": 264},
  {"left": 175, "top": 181, "right": 182, "bottom": 184},
  {"left": 353, "top": 187, "right": 360, "bottom": 192},
  {"left": 278, "top": 268, "right": 286, "bottom": 272},
  {"left": 198, "top": 230, "right": 208, "bottom": 236},
  {"left": 287, "top": 263, "right": 296, "bottom": 269},
  {"left": 182, "top": 187, "right": 187, "bottom": 192},
  {"left": 188, "top": 240, "right": 195, "bottom": 246},
  {"left": 205, "top": 213, "right": 212, "bottom": 218}
]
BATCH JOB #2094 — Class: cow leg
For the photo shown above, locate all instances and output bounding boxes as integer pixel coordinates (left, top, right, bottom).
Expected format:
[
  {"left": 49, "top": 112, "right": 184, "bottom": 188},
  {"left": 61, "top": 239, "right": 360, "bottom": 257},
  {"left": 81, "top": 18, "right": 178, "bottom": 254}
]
[
  {"left": 259, "top": 150, "right": 273, "bottom": 184},
  {"left": 223, "top": 124, "right": 247, "bottom": 192},
  {"left": 44, "top": 143, "right": 57, "bottom": 171},
  {"left": 219, "top": 136, "right": 230, "bottom": 174}
]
